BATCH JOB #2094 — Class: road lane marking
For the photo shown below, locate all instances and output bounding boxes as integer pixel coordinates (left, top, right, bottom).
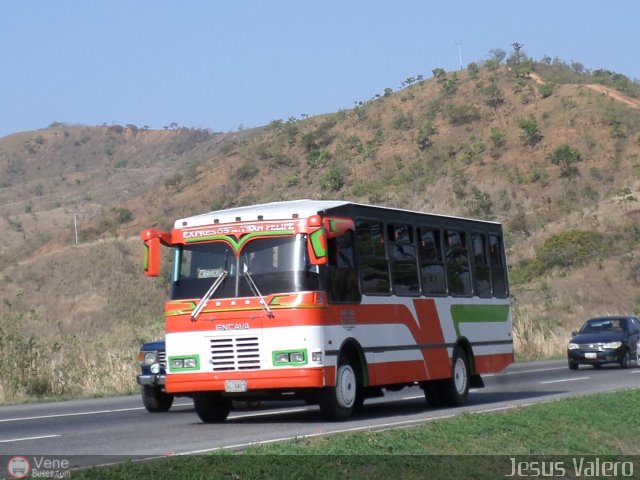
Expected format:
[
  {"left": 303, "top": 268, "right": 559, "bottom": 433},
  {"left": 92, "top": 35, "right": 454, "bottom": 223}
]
[
  {"left": 473, "top": 406, "right": 516, "bottom": 413},
  {"left": 0, "top": 434, "right": 60, "bottom": 444},
  {"left": 0, "top": 403, "right": 193, "bottom": 423},
  {"left": 540, "top": 377, "right": 590, "bottom": 385},
  {"left": 483, "top": 366, "right": 567, "bottom": 378},
  {"left": 231, "top": 406, "right": 311, "bottom": 420}
]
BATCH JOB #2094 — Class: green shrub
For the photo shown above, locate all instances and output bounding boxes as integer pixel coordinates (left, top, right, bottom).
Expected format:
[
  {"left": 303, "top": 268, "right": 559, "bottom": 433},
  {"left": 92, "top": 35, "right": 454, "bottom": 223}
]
[
  {"left": 319, "top": 163, "right": 348, "bottom": 192},
  {"left": 518, "top": 117, "right": 543, "bottom": 146},
  {"left": 307, "top": 149, "right": 331, "bottom": 168},
  {"left": 547, "top": 144, "right": 582, "bottom": 177},
  {"left": 535, "top": 229, "right": 604, "bottom": 270},
  {"left": 442, "top": 103, "right": 481, "bottom": 125},
  {"left": 537, "top": 83, "right": 555, "bottom": 98},
  {"left": 232, "top": 161, "right": 259, "bottom": 180},
  {"left": 392, "top": 112, "right": 413, "bottom": 130},
  {"left": 417, "top": 121, "right": 437, "bottom": 150},
  {"left": 114, "top": 208, "right": 133, "bottom": 224}
]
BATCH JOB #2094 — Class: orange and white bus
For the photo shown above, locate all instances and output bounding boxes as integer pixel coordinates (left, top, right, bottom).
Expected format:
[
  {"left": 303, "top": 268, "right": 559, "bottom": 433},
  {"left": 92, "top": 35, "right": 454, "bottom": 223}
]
[{"left": 141, "top": 200, "right": 512, "bottom": 422}]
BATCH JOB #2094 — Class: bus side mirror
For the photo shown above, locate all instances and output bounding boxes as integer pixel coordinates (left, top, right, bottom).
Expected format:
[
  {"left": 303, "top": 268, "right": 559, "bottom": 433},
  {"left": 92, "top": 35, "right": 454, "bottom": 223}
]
[
  {"left": 308, "top": 228, "right": 328, "bottom": 266},
  {"left": 304, "top": 216, "right": 354, "bottom": 265},
  {"left": 143, "top": 237, "right": 162, "bottom": 276},
  {"left": 324, "top": 217, "right": 355, "bottom": 238},
  {"left": 140, "top": 229, "right": 171, "bottom": 277}
]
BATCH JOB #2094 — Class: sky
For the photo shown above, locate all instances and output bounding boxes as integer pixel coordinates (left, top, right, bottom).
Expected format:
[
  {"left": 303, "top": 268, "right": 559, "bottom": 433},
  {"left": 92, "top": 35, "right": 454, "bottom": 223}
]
[{"left": 1, "top": 1, "right": 639, "bottom": 139}]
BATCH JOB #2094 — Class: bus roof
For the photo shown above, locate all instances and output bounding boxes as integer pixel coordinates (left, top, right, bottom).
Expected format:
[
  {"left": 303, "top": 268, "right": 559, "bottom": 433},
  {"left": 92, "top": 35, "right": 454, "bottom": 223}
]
[
  {"left": 173, "top": 199, "right": 501, "bottom": 229},
  {"left": 174, "top": 199, "right": 349, "bottom": 229}
]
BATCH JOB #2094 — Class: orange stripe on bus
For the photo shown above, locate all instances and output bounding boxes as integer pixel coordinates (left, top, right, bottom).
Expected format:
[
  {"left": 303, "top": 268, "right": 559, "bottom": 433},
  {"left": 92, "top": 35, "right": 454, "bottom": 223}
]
[
  {"left": 412, "top": 299, "right": 452, "bottom": 378},
  {"left": 368, "top": 360, "right": 428, "bottom": 385},
  {"left": 165, "top": 367, "right": 327, "bottom": 394},
  {"left": 474, "top": 353, "right": 514, "bottom": 374}
]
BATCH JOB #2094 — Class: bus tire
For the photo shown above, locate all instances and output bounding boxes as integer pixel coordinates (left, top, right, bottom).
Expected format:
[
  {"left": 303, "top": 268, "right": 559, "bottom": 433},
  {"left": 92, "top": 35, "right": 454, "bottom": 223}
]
[
  {"left": 319, "top": 359, "right": 359, "bottom": 421},
  {"left": 441, "top": 346, "right": 470, "bottom": 407},
  {"left": 193, "top": 393, "right": 232, "bottom": 423},
  {"left": 141, "top": 385, "right": 174, "bottom": 413},
  {"left": 422, "top": 380, "right": 444, "bottom": 408}
]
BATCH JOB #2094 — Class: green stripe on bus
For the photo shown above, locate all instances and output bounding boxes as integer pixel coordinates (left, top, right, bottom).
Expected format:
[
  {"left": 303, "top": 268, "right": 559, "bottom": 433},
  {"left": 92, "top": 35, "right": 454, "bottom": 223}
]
[
  {"left": 184, "top": 229, "right": 294, "bottom": 252},
  {"left": 450, "top": 304, "right": 510, "bottom": 338}
]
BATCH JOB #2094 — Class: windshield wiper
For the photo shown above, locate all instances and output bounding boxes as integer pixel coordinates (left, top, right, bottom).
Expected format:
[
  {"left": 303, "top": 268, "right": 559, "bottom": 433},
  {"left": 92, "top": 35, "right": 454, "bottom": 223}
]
[
  {"left": 191, "top": 270, "right": 228, "bottom": 321},
  {"left": 243, "top": 263, "right": 274, "bottom": 318}
]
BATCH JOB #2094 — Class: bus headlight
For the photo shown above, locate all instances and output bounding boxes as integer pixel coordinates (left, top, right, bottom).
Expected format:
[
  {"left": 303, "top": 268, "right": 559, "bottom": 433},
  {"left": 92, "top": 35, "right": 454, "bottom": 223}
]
[
  {"left": 289, "top": 352, "right": 305, "bottom": 363},
  {"left": 275, "top": 352, "right": 290, "bottom": 364},
  {"left": 273, "top": 350, "right": 307, "bottom": 365},
  {"left": 169, "top": 355, "right": 200, "bottom": 371},
  {"left": 183, "top": 358, "right": 198, "bottom": 368}
]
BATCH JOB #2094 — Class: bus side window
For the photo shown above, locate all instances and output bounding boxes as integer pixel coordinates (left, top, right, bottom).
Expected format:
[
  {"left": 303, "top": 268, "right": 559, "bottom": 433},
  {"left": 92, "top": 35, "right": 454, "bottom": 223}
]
[
  {"left": 356, "top": 221, "right": 390, "bottom": 294},
  {"left": 417, "top": 227, "right": 446, "bottom": 295},
  {"left": 444, "top": 230, "right": 471, "bottom": 296},
  {"left": 388, "top": 224, "right": 420, "bottom": 296},
  {"left": 489, "top": 234, "right": 507, "bottom": 297},
  {"left": 327, "top": 231, "right": 361, "bottom": 303},
  {"left": 471, "top": 233, "right": 491, "bottom": 298}
]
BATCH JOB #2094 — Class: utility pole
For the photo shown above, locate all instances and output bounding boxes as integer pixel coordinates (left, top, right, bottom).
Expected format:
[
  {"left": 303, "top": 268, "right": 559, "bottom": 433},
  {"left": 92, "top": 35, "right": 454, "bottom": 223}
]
[{"left": 74, "top": 212, "right": 78, "bottom": 245}]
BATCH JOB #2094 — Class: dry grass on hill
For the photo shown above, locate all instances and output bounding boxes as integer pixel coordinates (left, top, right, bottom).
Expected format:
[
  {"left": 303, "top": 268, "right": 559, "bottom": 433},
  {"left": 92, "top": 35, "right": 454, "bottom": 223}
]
[{"left": 0, "top": 238, "right": 167, "bottom": 403}]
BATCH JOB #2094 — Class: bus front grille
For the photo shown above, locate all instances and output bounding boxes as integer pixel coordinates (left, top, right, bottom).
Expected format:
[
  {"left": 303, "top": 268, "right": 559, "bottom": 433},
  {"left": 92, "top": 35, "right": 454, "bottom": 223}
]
[{"left": 210, "top": 336, "right": 261, "bottom": 371}]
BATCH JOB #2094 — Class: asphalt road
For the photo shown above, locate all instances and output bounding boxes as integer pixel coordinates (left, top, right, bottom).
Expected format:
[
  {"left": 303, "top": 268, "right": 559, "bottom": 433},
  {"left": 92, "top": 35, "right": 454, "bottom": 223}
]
[{"left": 1, "top": 360, "right": 638, "bottom": 467}]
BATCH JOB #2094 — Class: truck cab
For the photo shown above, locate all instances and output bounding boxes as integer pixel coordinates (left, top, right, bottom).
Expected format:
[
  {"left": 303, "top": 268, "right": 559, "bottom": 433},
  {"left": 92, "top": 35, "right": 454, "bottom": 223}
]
[{"left": 137, "top": 340, "right": 174, "bottom": 412}]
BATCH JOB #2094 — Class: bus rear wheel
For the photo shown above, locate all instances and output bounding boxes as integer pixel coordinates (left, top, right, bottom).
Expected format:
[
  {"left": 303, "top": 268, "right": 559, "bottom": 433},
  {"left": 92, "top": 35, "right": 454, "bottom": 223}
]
[
  {"left": 193, "top": 393, "right": 232, "bottom": 423},
  {"left": 319, "top": 359, "right": 359, "bottom": 421},
  {"left": 441, "top": 346, "right": 470, "bottom": 406}
]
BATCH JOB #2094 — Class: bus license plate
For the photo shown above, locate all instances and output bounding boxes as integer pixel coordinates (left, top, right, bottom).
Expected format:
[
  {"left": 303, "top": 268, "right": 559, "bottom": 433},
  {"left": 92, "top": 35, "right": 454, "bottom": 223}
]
[
  {"left": 585, "top": 353, "right": 597, "bottom": 359},
  {"left": 225, "top": 380, "right": 248, "bottom": 393}
]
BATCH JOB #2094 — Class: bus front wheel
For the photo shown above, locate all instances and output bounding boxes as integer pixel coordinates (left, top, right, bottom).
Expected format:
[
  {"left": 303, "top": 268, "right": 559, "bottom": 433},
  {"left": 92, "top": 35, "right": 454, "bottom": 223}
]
[
  {"left": 319, "top": 359, "right": 359, "bottom": 421},
  {"left": 193, "top": 393, "right": 232, "bottom": 423}
]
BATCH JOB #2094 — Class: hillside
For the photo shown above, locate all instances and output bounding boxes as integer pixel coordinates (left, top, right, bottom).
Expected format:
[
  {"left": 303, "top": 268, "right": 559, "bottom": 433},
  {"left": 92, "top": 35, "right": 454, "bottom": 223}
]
[
  {"left": 0, "top": 125, "right": 260, "bottom": 264},
  {"left": 1, "top": 56, "right": 640, "bottom": 403}
]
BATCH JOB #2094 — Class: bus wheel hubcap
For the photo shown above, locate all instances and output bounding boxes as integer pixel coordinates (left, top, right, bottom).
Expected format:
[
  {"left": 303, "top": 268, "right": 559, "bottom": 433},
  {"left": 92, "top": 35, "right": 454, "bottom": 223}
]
[
  {"left": 454, "top": 358, "right": 467, "bottom": 395},
  {"left": 337, "top": 365, "right": 356, "bottom": 408}
]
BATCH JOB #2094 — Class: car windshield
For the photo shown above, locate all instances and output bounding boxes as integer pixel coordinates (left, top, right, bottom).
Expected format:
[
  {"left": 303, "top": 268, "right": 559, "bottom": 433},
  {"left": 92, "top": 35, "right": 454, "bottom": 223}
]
[
  {"left": 580, "top": 318, "right": 626, "bottom": 334},
  {"left": 170, "top": 235, "right": 320, "bottom": 300}
]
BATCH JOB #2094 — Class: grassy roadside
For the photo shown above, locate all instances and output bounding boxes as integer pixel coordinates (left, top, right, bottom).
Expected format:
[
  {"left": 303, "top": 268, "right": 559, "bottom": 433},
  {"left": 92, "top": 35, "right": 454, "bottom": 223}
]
[{"left": 76, "top": 388, "right": 640, "bottom": 479}]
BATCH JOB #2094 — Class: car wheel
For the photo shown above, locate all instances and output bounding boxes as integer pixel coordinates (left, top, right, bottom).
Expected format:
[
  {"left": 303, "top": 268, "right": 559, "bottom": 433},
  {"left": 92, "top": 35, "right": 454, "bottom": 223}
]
[
  {"left": 620, "top": 350, "right": 631, "bottom": 369},
  {"left": 141, "top": 385, "right": 174, "bottom": 413},
  {"left": 568, "top": 360, "right": 579, "bottom": 370}
]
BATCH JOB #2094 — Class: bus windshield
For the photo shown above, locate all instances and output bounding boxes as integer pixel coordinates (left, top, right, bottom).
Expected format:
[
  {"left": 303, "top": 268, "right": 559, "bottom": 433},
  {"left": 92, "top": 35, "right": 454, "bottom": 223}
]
[{"left": 170, "top": 235, "right": 320, "bottom": 300}]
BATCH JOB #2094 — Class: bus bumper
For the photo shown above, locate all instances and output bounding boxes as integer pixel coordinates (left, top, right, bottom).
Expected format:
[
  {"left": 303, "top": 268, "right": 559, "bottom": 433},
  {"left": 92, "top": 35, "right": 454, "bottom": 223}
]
[{"left": 165, "top": 367, "right": 329, "bottom": 395}]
